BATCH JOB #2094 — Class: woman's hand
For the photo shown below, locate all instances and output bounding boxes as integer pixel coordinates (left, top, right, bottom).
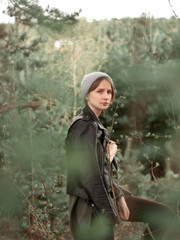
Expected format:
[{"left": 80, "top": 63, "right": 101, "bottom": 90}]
[
  {"left": 107, "top": 140, "right": 117, "bottom": 162},
  {"left": 118, "top": 196, "right": 130, "bottom": 221}
]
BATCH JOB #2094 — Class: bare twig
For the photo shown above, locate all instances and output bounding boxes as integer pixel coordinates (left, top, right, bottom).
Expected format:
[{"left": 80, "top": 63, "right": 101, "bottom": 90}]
[
  {"left": 0, "top": 84, "right": 9, "bottom": 107},
  {"left": 150, "top": 161, "right": 173, "bottom": 191},
  {"left": 132, "top": 110, "right": 145, "bottom": 145},
  {"left": 72, "top": 43, "right": 77, "bottom": 121},
  {"left": 168, "top": 0, "right": 180, "bottom": 20},
  {"left": 163, "top": 83, "right": 177, "bottom": 126},
  {"left": 123, "top": 137, "right": 132, "bottom": 175},
  {"left": 177, "top": 200, "right": 180, "bottom": 219},
  {"left": 145, "top": 225, "right": 156, "bottom": 240},
  {"left": 109, "top": 103, "right": 119, "bottom": 139},
  {"left": 49, "top": 95, "right": 53, "bottom": 129},
  {"left": 38, "top": 175, "right": 50, "bottom": 205},
  {"left": 13, "top": 181, "right": 54, "bottom": 239}
]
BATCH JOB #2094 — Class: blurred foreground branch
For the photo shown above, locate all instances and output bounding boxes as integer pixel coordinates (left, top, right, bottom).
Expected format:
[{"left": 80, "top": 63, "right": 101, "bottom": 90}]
[{"left": 0, "top": 101, "right": 40, "bottom": 114}]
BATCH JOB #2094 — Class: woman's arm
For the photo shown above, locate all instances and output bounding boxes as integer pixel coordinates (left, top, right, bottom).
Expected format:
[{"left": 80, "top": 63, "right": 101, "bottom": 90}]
[{"left": 107, "top": 139, "right": 130, "bottom": 221}]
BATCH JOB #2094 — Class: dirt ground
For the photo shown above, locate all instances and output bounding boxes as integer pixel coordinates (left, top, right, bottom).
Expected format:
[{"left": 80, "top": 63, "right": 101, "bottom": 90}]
[{"left": 0, "top": 218, "right": 144, "bottom": 240}]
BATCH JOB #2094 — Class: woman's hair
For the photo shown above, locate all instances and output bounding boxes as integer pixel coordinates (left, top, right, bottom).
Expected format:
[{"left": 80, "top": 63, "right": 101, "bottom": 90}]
[{"left": 87, "top": 77, "right": 115, "bottom": 103}]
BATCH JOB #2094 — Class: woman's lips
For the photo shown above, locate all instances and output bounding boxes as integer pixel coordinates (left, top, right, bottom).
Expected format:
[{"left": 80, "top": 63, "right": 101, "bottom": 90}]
[{"left": 101, "top": 102, "right": 109, "bottom": 106}]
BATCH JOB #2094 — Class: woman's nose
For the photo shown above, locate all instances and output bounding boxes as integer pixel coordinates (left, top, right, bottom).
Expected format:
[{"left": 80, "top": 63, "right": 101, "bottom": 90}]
[{"left": 103, "top": 92, "right": 110, "bottom": 99}]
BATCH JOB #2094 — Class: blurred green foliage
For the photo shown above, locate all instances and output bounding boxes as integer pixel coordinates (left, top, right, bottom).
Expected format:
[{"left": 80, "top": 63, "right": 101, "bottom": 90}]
[
  {"left": 0, "top": 0, "right": 180, "bottom": 239},
  {"left": 74, "top": 216, "right": 113, "bottom": 240}
]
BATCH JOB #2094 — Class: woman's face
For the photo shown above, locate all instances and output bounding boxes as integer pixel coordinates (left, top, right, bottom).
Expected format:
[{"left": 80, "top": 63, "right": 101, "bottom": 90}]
[{"left": 86, "top": 79, "right": 112, "bottom": 117}]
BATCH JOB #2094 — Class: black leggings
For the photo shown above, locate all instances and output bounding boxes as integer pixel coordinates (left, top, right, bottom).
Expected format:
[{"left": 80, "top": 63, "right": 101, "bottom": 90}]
[{"left": 125, "top": 195, "right": 175, "bottom": 240}]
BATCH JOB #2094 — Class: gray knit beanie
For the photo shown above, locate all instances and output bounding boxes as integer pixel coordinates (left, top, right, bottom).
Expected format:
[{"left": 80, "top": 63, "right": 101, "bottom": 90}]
[{"left": 81, "top": 72, "right": 113, "bottom": 99}]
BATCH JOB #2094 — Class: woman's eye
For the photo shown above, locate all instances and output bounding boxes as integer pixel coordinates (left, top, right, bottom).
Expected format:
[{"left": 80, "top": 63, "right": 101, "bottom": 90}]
[{"left": 108, "top": 91, "right": 112, "bottom": 94}]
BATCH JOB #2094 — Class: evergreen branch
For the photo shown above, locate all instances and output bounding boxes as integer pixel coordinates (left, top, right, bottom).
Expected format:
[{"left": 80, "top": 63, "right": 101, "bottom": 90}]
[{"left": 7, "top": 0, "right": 79, "bottom": 32}]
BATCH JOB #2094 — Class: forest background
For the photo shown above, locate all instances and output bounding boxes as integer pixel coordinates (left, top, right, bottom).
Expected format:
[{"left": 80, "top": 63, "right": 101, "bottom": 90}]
[{"left": 0, "top": 0, "right": 180, "bottom": 239}]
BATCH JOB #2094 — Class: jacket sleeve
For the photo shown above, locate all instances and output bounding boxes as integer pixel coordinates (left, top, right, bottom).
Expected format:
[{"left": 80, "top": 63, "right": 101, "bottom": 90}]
[{"left": 67, "top": 119, "right": 117, "bottom": 222}]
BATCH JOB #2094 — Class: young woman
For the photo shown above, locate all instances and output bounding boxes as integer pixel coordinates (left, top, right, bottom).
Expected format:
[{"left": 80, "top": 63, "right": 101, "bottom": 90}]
[{"left": 65, "top": 72, "right": 174, "bottom": 240}]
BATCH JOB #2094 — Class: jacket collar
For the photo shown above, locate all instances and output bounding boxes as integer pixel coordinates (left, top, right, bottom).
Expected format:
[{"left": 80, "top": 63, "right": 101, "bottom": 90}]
[{"left": 83, "top": 105, "right": 106, "bottom": 131}]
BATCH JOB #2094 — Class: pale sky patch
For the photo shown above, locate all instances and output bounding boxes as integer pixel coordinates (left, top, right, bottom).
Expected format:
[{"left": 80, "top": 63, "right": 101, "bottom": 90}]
[{"left": 0, "top": 0, "right": 180, "bottom": 23}]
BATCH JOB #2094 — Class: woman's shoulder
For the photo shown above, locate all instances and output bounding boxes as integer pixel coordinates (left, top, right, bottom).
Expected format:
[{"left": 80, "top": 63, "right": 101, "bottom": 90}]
[
  {"left": 72, "top": 115, "right": 97, "bottom": 130},
  {"left": 68, "top": 114, "right": 97, "bottom": 137}
]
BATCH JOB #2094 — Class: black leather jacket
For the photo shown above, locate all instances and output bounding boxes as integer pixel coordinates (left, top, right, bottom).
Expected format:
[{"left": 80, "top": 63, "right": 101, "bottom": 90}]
[{"left": 65, "top": 105, "right": 118, "bottom": 222}]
